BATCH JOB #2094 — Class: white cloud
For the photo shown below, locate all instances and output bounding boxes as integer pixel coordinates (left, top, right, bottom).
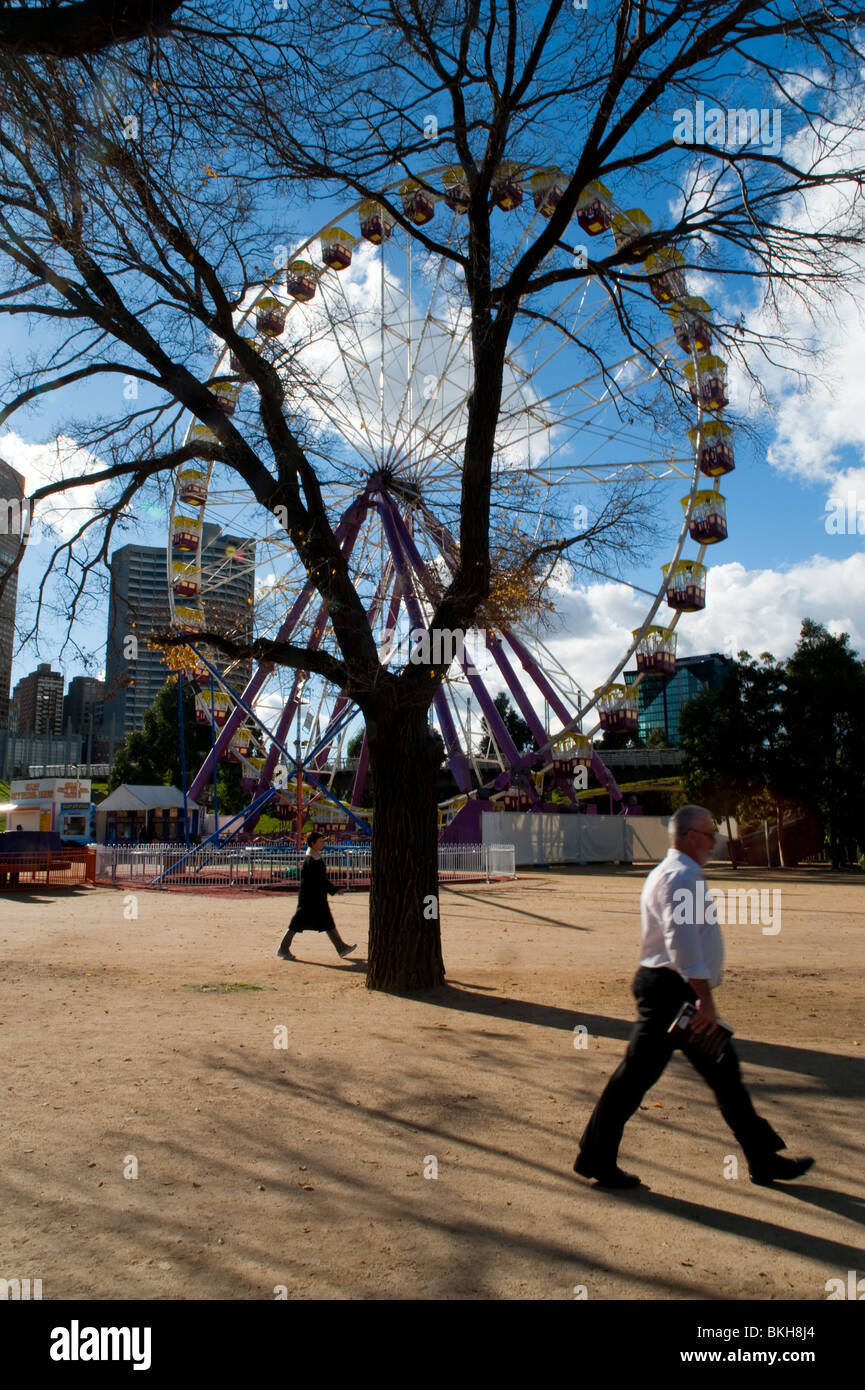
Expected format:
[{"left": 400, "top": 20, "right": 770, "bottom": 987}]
[
  {"left": 0, "top": 430, "right": 105, "bottom": 539},
  {"left": 513, "top": 551, "right": 865, "bottom": 711},
  {"left": 732, "top": 113, "right": 865, "bottom": 490}
]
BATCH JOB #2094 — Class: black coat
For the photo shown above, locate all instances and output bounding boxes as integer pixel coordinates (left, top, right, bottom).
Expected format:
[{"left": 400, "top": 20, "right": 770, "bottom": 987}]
[{"left": 288, "top": 853, "right": 338, "bottom": 932}]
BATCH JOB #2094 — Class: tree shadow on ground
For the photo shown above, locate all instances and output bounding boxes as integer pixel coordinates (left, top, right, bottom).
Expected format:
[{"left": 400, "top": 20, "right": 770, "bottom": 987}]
[
  {"left": 441, "top": 884, "right": 590, "bottom": 930},
  {"left": 414, "top": 984, "right": 865, "bottom": 1097},
  {"left": 637, "top": 1186, "right": 865, "bottom": 1271}
]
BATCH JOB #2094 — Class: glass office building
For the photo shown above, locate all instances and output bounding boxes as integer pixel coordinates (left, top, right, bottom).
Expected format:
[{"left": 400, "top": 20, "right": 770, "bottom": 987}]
[{"left": 625, "top": 652, "right": 731, "bottom": 745}]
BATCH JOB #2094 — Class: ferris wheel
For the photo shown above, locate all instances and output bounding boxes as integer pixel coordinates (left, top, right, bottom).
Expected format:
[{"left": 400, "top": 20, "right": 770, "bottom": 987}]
[{"left": 165, "top": 166, "right": 734, "bottom": 827}]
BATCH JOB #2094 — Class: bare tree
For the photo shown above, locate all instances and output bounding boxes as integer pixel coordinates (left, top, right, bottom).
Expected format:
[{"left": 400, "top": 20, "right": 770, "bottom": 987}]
[{"left": 2, "top": 2, "right": 865, "bottom": 989}]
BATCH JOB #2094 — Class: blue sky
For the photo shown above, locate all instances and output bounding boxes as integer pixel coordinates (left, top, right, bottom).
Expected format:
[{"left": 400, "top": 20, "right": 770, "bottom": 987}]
[{"left": 2, "top": 6, "right": 864, "bottom": 717}]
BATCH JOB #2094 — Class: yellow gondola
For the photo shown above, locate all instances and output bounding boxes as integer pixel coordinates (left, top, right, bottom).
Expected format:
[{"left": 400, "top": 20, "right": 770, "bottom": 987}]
[
  {"left": 442, "top": 165, "right": 470, "bottom": 213},
  {"left": 530, "top": 166, "right": 566, "bottom": 218},
  {"left": 611, "top": 208, "right": 652, "bottom": 262},
  {"left": 255, "top": 295, "right": 287, "bottom": 337},
  {"left": 320, "top": 227, "right": 354, "bottom": 270},
  {"left": 358, "top": 199, "right": 394, "bottom": 244},
  {"left": 682, "top": 490, "right": 727, "bottom": 544},
  {"left": 687, "top": 419, "right": 735, "bottom": 476},
  {"left": 177, "top": 468, "right": 208, "bottom": 506},
  {"left": 667, "top": 296, "right": 713, "bottom": 355},
  {"left": 576, "top": 180, "right": 612, "bottom": 235},
  {"left": 594, "top": 684, "right": 639, "bottom": 732},
  {"left": 286, "top": 261, "right": 317, "bottom": 302},
  {"left": 683, "top": 354, "right": 728, "bottom": 411},
  {"left": 400, "top": 179, "right": 436, "bottom": 226},
  {"left": 644, "top": 247, "right": 687, "bottom": 305},
  {"left": 662, "top": 560, "right": 707, "bottom": 612},
  {"left": 632, "top": 625, "right": 677, "bottom": 674},
  {"left": 491, "top": 162, "right": 523, "bottom": 211}
]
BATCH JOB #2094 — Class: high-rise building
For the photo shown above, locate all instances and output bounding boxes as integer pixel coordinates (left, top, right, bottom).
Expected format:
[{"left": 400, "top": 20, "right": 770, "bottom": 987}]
[
  {"left": 102, "top": 526, "right": 254, "bottom": 746},
  {"left": 63, "top": 674, "right": 106, "bottom": 762},
  {"left": 11, "top": 662, "right": 64, "bottom": 735},
  {"left": 63, "top": 675, "right": 106, "bottom": 735},
  {"left": 625, "top": 652, "right": 732, "bottom": 745},
  {"left": 102, "top": 543, "right": 169, "bottom": 748},
  {"left": 0, "top": 458, "right": 25, "bottom": 727},
  {"left": 198, "top": 522, "right": 255, "bottom": 693}
]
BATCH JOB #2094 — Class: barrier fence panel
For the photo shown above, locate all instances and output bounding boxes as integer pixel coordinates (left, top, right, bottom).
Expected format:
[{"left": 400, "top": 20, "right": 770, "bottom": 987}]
[
  {"left": 486, "top": 844, "right": 516, "bottom": 879},
  {"left": 0, "top": 850, "right": 88, "bottom": 890},
  {"left": 91, "top": 842, "right": 515, "bottom": 890}
]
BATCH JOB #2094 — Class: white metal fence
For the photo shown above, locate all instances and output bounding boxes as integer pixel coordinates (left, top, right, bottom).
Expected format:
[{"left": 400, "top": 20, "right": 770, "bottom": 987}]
[{"left": 93, "top": 841, "right": 515, "bottom": 890}]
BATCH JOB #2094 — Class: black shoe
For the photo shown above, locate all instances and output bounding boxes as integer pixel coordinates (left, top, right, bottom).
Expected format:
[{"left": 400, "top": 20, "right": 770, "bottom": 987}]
[
  {"left": 749, "top": 1155, "right": 814, "bottom": 1186},
  {"left": 573, "top": 1154, "right": 642, "bottom": 1189}
]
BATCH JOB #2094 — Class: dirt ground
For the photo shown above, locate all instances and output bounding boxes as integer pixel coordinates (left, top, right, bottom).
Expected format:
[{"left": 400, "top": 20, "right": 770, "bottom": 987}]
[{"left": 1, "top": 864, "right": 862, "bottom": 1301}]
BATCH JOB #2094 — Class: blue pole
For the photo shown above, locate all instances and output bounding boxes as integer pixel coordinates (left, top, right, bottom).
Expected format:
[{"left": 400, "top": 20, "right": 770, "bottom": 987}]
[
  {"left": 150, "top": 786, "right": 277, "bottom": 885},
  {"left": 209, "top": 677, "right": 219, "bottom": 837},
  {"left": 186, "top": 643, "right": 372, "bottom": 837},
  {"left": 177, "top": 673, "right": 190, "bottom": 848}
]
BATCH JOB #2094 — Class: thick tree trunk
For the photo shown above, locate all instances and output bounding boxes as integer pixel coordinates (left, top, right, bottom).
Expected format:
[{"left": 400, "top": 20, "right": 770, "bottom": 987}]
[{"left": 365, "top": 699, "right": 444, "bottom": 991}]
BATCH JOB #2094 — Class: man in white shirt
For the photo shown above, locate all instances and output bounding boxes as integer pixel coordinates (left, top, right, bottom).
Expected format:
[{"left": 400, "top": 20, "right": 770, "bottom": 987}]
[{"left": 574, "top": 805, "right": 814, "bottom": 1190}]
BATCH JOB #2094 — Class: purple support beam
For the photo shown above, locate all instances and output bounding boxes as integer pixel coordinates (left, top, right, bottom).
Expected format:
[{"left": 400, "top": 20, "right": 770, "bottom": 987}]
[
  {"left": 501, "top": 627, "right": 575, "bottom": 727},
  {"left": 188, "top": 581, "right": 314, "bottom": 802},
  {"left": 502, "top": 627, "right": 621, "bottom": 803},
  {"left": 375, "top": 493, "right": 473, "bottom": 794},
  {"left": 188, "top": 492, "right": 370, "bottom": 804},
  {"left": 416, "top": 499, "right": 621, "bottom": 808},
  {"left": 591, "top": 751, "right": 622, "bottom": 802},
  {"left": 309, "top": 693, "right": 351, "bottom": 773},
  {"left": 308, "top": 561, "right": 398, "bottom": 777},
  {"left": 380, "top": 493, "right": 535, "bottom": 795},
  {"left": 485, "top": 632, "right": 548, "bottom": 746},
  {"left": 350, "top": 732, "right": 371, "bottom": 807},
  {"left": 416, "top": 504, "right": 553, "bottom": 790},
  {"left": 252, "top": 594, "right": 331, "bottom": 800},
  {"left": 242, "top": 598, "right": 331, "bottom": 831},
  {"left": 347, "top": 569, "right": 403, "bottom": 805},
  {"left": 485, "top": 632, "right": 579, "bottom": 805}
]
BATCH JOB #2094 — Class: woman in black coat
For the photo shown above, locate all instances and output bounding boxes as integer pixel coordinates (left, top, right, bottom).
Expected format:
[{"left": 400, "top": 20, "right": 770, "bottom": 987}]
[{"left": 277, "top": 832, "right": 356, "bottom": 960}]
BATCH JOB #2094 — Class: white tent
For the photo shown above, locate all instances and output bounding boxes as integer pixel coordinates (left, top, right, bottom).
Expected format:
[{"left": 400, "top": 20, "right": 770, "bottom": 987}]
[
  {"left": 96, "top": 785, "right": 198, "bottom": 813},
  {"left": 94, "top": 785, "right": 199, "bottom": 843}
]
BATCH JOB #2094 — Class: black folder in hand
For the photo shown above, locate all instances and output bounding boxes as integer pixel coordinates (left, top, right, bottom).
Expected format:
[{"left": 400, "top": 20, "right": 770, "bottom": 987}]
[{"left": 668, "top": 1001, "right": 734, "bottom": 1062}]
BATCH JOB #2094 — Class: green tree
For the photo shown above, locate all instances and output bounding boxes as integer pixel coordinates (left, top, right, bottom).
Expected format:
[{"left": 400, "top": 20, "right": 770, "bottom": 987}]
[
  {"left": 490, "top": 691, "right": 534, "bottom": 755},
  {"left": 597, "top": 727, "right": 644, "bottom": 751},
  {"left": 109, "top": 677, "right": 247, "bottom": 814},
  {"left": 680, "top": 653, "right": 790, "bottom": 849},
  {"left": 680, "top": 634, "right": 865, "bottom": 866},
  {"left": 781, "top": 620, "right": 865, "bottom": 867}
]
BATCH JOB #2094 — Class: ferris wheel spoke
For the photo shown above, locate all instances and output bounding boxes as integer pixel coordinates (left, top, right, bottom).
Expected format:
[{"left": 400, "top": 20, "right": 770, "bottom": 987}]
[
  {"left": 188, "top": 494, "right": 369, "bottom": 802},
  {"left": 504, "top": 283, "right": 606, "bottom": 390},
  {"left": 485, "top": 631, "right": 549, "bottom": 748},
  {"left": 311, "top": 271, "right": 387, "bottom": 461},
  {"left": 385, "top": 232, "right": 453, "bottom": 464},
  {"left": 299, "top": 373, "right": 378, "bottom": 459},
  {"left": 387, "top": 306, "right": 475, "bottom": 476},
  {"left": 499, "top": 330, "right": 677, "bottom": 425}
]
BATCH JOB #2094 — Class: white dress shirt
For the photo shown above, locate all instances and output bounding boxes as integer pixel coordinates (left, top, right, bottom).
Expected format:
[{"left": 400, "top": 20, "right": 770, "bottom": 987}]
[{"left": 639, "top": 847, "right": 723, "bottom": 987}]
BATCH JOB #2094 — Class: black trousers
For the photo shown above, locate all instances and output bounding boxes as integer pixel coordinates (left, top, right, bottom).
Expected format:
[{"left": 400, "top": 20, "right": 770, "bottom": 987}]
[{"left": 579, "top": 966, "right": 785, "bottom": 1170}]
